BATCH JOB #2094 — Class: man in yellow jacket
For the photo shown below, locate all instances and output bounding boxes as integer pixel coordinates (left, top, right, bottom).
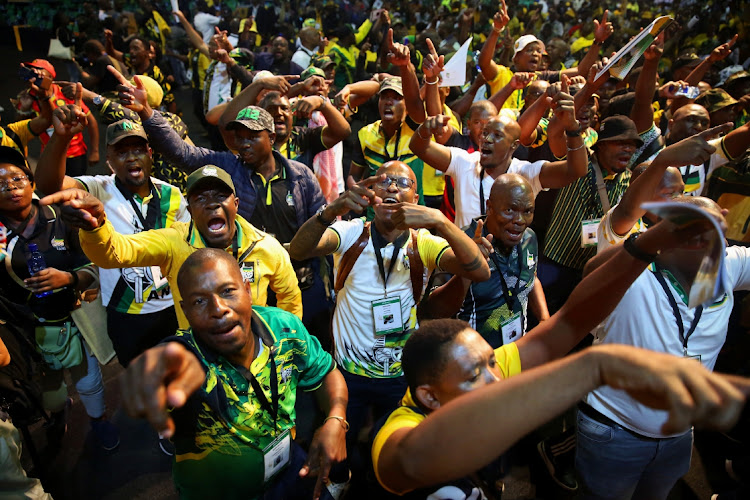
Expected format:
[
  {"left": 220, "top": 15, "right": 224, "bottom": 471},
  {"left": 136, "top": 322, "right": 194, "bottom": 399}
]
[{"left": 44, "top": 165, "right": 302, "bottom": 328}]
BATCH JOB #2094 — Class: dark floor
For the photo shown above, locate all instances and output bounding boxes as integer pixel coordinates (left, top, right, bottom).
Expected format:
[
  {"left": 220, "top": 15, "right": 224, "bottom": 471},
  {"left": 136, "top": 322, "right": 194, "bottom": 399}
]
[{"left": 0, "top": 32, "right": 746, "bottom": 499}]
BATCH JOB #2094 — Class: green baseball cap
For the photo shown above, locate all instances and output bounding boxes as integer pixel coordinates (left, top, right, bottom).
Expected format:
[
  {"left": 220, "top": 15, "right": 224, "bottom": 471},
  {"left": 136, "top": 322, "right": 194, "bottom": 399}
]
[
  {"left": 379, "top": 77, "right": 403, "bottom": 96},
  {"left": 300, "top": 66, "right": 326, "bottom": 80},
  {"left": 106, "top": 119, "right": 149, "bottom": 146},
  {"left": 185, "top": 165, "right": 236, "bottom": 198}
]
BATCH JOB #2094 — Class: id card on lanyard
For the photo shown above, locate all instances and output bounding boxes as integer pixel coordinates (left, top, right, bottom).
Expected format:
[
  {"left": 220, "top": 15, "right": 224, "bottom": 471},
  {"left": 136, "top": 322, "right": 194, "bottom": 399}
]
[
  {"left": 581, "top": 160, "right": 612, "bottom": 248},
  {"left": 653, "top": 265, "right": 703, "bottom": 361},
  {"left": 489, "top": 240, "right": 526, "bottom": 344},
  {"left": 371, "top": 227, "right": 409, "bottom": 335}
]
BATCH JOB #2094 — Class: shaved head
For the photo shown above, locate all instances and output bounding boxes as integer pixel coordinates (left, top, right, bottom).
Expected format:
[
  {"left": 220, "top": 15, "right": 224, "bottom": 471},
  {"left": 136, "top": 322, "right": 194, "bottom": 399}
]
[
  {"left": 177, "top": 248, "right": 242, "bottom": 297},
  {"left": 490, "top": 173, "right": 532, "bottom": 201}
]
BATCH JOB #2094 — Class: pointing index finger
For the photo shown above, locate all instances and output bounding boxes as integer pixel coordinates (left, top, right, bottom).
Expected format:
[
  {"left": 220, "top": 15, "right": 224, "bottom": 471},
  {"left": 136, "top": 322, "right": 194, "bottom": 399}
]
[
  {"left": 426, "top": 38, "right": 437, "bottom": 58},
  {"left": 107, "top": 65, "right": 130, "bottom": 86},
  {"left": 560, "top": 74, "right": 570, "bottom": 94},
  {"left": 601, "top": 9, "right": 608, "bottom": 24},
  {"left": 74, "top": 82, "right": 83, "bottom": 107},
  {"left": 474, "top": 218, "right": 484, "bottom": 239},
  {"left": 386, "top": 28, "right": 394, "bottom": 50},
  {"left": 699, "top": 122, "right": 733, "bottom": 140},
  {"left": 358, "top": 173, "right": 386, "bottom": 188}
]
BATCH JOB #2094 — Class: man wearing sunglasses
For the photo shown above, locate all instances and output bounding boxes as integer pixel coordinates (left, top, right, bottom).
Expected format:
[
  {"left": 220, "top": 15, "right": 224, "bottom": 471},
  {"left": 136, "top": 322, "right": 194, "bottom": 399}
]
[{"left": 289, "top": 160, "right": 489, "bottom": 462}]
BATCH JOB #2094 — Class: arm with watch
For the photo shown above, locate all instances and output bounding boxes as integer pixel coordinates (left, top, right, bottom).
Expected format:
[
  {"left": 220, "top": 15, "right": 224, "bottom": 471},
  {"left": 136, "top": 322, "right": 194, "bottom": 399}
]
[{"left": 288, "top": 174, "right": 386, "bottom": 261}]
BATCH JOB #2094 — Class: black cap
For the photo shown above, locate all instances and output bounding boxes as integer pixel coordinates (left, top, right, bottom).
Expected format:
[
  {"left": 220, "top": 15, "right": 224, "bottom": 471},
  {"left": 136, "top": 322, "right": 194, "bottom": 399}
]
[{"left": 597, "top": 116, "right": 643, "bottom": 147}]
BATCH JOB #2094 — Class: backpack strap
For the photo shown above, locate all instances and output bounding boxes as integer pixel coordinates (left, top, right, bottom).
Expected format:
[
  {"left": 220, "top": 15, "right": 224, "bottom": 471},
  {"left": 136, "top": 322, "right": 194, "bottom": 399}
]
[
  {"left": 407, "top": 229, "right": 424, "bottom": 303},
  {"left": 334, "top": 222, "right": 371, "bottom": 292}
]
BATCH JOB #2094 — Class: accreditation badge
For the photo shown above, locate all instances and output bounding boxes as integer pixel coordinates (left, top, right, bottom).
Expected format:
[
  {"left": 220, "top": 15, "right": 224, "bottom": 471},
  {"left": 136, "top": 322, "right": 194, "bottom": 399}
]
[
  {"left": 263, "top": 429, "right": 291, "bottom": 482},
  {"left": 581, "top": 218, "right": 602, "bottom": 248},
  {"left": 501, "top": 313, "right": 523, "bottom": 345},
  {"left": 371, "top": 296, "right": 404, "bottom": 335},
  {"left": 241, "top": 261, "right": 256, "bottom": 283}
]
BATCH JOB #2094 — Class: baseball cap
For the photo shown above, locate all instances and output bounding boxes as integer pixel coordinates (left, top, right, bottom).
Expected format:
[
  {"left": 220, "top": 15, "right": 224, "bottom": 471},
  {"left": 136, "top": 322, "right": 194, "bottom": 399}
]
[
  {"left": 0, "top": 145, "right": 32, "bottom": 181},
  {"left": 185, "top": 165, "right": 236, "bottom": 198},
  {"left": 597, "top": 116, "right": 643, "bottom": 146},
  {"left": 25, "top": 59, "right": 56, "bottom": 78},
  {"left": 226, "top": 106, "right": 275, "bottom": 134},
  {"left": 718, "top": 66, "right": 746, "bottom": 88},
  {"left": 312, "top": 55, "right": 335, "bottom": 69},
  {"left": 379, "top": 77, "right": 403, "bottom": 96},
  {"left": 300, "top": 66, "right": 325, "bottom": 80},
  {"left": 514, "top": 35, "right": 545, "bottom": 58},
  {"left": 106, "top": 119, "right": 149, "bottom": 146},
  {"left": 253, "top": 70, "right": 275, "bottom": 83},
  {"left": 695, "top": 88, "right": 739, "bottom": 114},
  {"left": 723, "top": 70, "right": 750, "bottom": 92},
  {"left": 131, "top": 75, "right": 164, "bottom": 108}
]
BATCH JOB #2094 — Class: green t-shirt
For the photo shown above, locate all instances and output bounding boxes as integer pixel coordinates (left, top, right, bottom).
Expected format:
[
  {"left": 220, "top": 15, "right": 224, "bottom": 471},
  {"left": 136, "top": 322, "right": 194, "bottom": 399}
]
[{"left": 169, "top": 306, "right": 334, "bottom": 499}]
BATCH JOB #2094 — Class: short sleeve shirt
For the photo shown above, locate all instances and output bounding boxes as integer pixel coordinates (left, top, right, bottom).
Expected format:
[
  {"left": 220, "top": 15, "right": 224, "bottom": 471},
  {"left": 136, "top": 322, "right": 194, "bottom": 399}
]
[
  {"left": 329, "top": 218, "right": 450, "bottom": 378},
  {"left": 446, "top": 147, "right": 547, "bottom": 228}
]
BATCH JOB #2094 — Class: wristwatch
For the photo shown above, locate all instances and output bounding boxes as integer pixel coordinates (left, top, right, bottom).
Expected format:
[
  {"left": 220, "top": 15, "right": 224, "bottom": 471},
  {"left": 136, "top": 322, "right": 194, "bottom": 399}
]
[
  {"left": 565, "top": 123, "right": 583, "bottom": 137},
  {"left": 93, "top": 95, "right": 103, "bottom": 106},
  {"left": 316, "top": 204, "right": 334, "bottom": 226}
]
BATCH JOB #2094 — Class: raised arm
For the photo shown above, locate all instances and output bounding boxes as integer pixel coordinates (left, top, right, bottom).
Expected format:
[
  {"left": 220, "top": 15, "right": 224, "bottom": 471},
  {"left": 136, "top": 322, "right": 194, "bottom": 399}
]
[
  {"left": 385, "top": 29, "right": 425, "bottom": 124},
  {"left": 608, "top": 124, "right": 733, "bottom": 236},
  {"left": 517, "top": 216, "right": 718, "bottom": 368},
  {"left": 289, "top": 175, "right": 384, "bottom": 260},
  {"left": 386, "top": 203, "right": 490, "bottom": 282},
  {"left": 173, "top": 9, "right": 209, "bottom": 57},
  {"left": 293, "top": 95, "right": 351, "bottom": 149},
  {"left": 217, "top": 75, "right": 292, "bottom": 130},
  {"left": 528, "top": 276, "right": 549, "bottom": 322},
  {"left": 573, "top": 10, "right": 613, "bottom": 79},
  {"left": 478, "top": 3, "right": 509, "bottom": 83},
  {"left": 35, "top": 85, "right": 89, "bottom": 194},
  {"left": 448, "top": 73, "right": 486, "bottom": 118},
  {"left": 409, "top": 115, "right": 454, "bottom": 173},
  {"left": 375, "top": 341, "right": 746, "bottom": 494},
  {"left": 111, "top": 66, "right": 219, "bottom": 172},
  {"left": 85, "top": 111, "right": 100, "bottom": 166},
  {"left": 631, "top": 40, "right": 662, "bottom": 134},
  {"left": 683, "top": 35, "right": 737, "bottom": 88},
  {"left": 489, "top": 72, "right": 534, "bottom": 112},
  {"left": 27, "top": 77, "right": 54, "bottom": 135},
  {"left": 103, "top": 29, "right": 124, "bottom": 62},
  {"left": 538, "top": 79, "right": 588, "bottom": 188}
]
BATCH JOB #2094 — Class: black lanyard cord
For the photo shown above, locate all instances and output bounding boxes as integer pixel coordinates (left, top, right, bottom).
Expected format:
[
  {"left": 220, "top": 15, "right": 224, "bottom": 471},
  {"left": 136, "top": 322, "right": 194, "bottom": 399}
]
[
  {"left": 384, "top": 126, "right": 402, "bottom": 161},
  {"left": 371, "top": 226, "right": 408, "bottom": 292},
  {"left": 244, "top": 354, "right": 279, "bottom": 430},
  {"left": 479, "top": 168, "right": 486, "bottom": 216},
  {"left": 115, "top": 177, "right": 159, "bottom": 231},
  {"left": 489, "top": 240, "right": 526, "bottom": 332},
  {"left": 653, "top": 266, "right": 703, "bottom": 353}
]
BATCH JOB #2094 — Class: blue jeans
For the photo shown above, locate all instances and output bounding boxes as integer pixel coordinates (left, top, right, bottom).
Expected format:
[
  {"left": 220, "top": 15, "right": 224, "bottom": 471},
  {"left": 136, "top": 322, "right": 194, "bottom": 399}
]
[{"left": 575, "top": 410, "right": 693, "bottom": 500}]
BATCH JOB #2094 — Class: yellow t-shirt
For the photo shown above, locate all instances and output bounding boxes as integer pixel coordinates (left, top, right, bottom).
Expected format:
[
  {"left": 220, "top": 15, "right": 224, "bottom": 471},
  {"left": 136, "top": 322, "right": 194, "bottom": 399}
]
[
  {"left": 371, "top": 342, "right": 522, "bottom": 493},
  {"left": 487, "top": 65, "right": 524, "bottom": 110},
  {"left": 0, "top": 120, "right": 36, "bottom": 156}
]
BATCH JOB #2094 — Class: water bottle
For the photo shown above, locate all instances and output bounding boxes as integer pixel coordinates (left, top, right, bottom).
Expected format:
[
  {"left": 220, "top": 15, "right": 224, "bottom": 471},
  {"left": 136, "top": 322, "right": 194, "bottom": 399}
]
[{"left": 27, "top": 243, "right": 52, "bottom": 298}]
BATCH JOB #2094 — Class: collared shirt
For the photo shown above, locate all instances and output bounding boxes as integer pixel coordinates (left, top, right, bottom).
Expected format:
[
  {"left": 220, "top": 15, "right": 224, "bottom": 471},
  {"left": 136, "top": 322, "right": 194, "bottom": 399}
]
[
  {"left": 248, "top": 163, "right": 299, "bottom": 244},
  {"left": 0, "top": 120, "right": 36, "bottom": 156},
  {"left": 543, "top": 157, "right": 631, "bottom": 270},
  {"left": 76, "top": 174, "right": 189, "bottom": 314},
  {"left": 351, "top": 116, "right": 426, "bottom": 220},
  {"left": 78, "top": 213, "right": 302, "bottom": 327},
  {"left": 459, "top": 219, "right": 538, "bottom": 348},
  {"left": 169, "top": 306, "right": 334, "bottom": 499}
]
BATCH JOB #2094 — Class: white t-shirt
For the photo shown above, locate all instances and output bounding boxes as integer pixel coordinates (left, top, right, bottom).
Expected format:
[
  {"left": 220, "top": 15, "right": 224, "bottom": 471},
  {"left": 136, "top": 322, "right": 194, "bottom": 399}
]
[
  {"left": 291, "top": 46, "right": 316, "bottom": 71},
  {"left": 330, "top": 218, "right": 449, "bottom": 379},
  {"left": 586, "top": 245, "right": 750, "bottom": 438},
  {"left": 205, "top": 62, "right": 232, "bottom": 112},
  {"left": 446, "top": 147, "right": 547, "bottom": 229},
  {"left": 193, "top": 12, "right": 221, "bottom": 44},
  {"left": 76, "top": 175, "right": 190, "bottom": 314}
]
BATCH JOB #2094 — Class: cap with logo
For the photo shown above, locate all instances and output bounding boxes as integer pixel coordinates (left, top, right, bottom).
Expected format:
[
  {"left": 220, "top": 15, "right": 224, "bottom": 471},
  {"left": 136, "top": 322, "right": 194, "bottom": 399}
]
[
  {"left": 25, "top": 59, "right": 56, "bottom": 78},
  {"left": 227, "top": 106, "right": 275, "bottom": 134},
  {"left": 312, "top": 55, "right": 335, "bottom": 69},
  {"left": 378, "top": 77, "right": 403, "bottom": 96},
  {"left": 106, "top": 119, "right": 149, "bottom": 145},
  {"left": 596, "top": 116, "right": 643, "bottom": 146},
  {"left": 185, "top": 165, "right": 236, "bottom": 198},
  {"left": 300, "top": 66, "right": 326, "bottom": 81},
  {"left": 514, "top": 35, "right": 545, "bottom": 58}
]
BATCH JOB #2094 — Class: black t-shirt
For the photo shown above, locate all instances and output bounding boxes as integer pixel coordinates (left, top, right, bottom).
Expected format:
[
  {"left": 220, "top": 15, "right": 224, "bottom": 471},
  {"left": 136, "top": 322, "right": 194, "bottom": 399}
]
[
  {"left": 444, "top": 130, "right": 478, "bottom": 153},
  {"left": 0, "top": 202, "right": 90, "bottom": 323}
]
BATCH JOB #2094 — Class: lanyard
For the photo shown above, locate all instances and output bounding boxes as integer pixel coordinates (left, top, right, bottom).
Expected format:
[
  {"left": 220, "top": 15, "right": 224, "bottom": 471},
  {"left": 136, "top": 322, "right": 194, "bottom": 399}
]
[
  {"left": 653, "top": 265, "right": 704, "bottom": 355},
  {"left": 0, "top": 204, "right": 36, "bottom": 241},
  {"left": 589, "top": 156, "right": 611, "bottom": 214},
  {"left": 489, "top": 241, "right": 525, "bottom": 332},
  {"left": 185, "top": 220, "right": 241, "bottom": 261},
  {"left": 241, "top": 354, "right": 279, "bottom": 429},
  {"left": 383, "top": 126, "right": 402, "bottom": 161},
  {"left": 478, "top": 168, "right": 487, "bottom": 216},
  {"left": 371, "top": 225, "right": 408, "bottom": 295},
  {"left": 115, "top": 177, "right": 159, "bottom": 231}
]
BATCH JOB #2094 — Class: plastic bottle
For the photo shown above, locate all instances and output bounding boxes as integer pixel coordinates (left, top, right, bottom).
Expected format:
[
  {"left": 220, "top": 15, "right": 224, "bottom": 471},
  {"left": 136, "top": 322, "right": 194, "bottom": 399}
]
[{"left": 27, "top": 243, "right": 52, "bottom": 298}]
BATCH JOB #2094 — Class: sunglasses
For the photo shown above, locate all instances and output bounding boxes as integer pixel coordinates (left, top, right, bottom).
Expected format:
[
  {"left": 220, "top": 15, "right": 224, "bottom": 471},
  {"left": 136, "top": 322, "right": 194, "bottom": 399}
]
[{"left": 378, "top": 175, "right": 415, "bottom": 190}]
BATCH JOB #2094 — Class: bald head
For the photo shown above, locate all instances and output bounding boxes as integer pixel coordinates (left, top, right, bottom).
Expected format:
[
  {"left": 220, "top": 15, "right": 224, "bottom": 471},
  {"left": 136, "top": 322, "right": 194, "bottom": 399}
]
[
  {"left": 469, "top": 100, "right": 498, "bottom": 119},
  {"left": 490, "top": 116, "right": 522, "bottom": 142},
  {"left": 490, "top": 173, "right": 532, "bottom": 201},
  {"left": 177, "top": 248, "right": 242, "bottom": 297},
  {"left": 299, "top": 27, "right": 320, "bottom": 49},
  {"left": 669, "top": 104, "right": 710, "bottom": 142}
]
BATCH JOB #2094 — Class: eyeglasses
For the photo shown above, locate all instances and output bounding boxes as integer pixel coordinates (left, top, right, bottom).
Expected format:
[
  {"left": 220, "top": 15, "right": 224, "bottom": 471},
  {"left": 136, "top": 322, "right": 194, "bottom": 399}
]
[
  {"left": 0, "top": 175, "right": 29, "bottom": 192},
  {"left": 378, "top": 175, "right": 415, "bottom": 190}
]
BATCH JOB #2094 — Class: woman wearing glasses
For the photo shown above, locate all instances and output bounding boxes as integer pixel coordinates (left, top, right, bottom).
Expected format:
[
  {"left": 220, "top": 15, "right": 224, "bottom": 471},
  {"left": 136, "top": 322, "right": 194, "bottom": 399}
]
[{"left": 0, "top": 146, "right": 119, "bottom": 451}]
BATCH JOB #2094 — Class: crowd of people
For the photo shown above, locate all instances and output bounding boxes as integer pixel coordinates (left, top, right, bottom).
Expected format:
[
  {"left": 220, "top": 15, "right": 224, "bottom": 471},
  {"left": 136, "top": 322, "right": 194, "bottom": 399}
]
[{"left": 1, "top": 0, "right": 750, "bottom": 499}]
